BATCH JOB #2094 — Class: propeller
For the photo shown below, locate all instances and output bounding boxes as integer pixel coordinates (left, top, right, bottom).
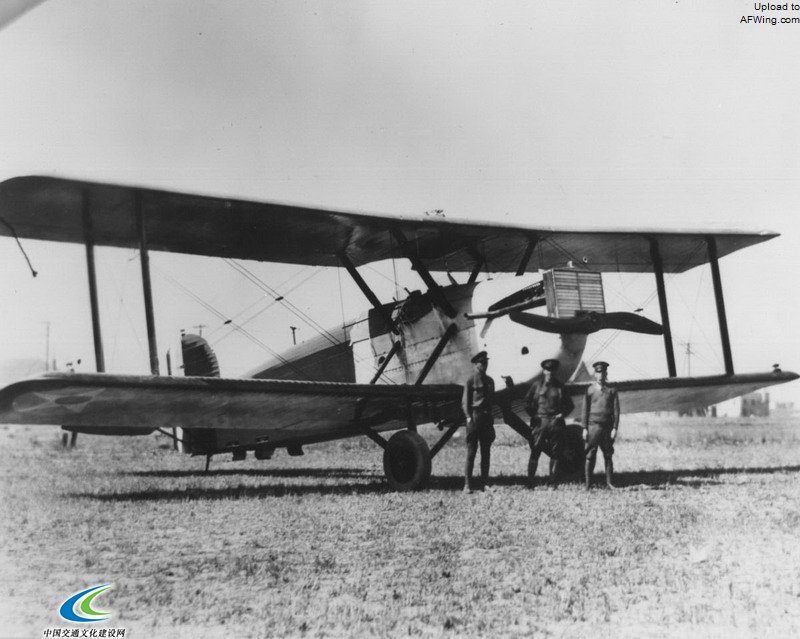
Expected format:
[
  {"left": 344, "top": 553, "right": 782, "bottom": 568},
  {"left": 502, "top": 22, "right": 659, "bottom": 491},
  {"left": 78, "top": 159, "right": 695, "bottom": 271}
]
[
  {"left": 508, "top": 310, "right": 663, "bottom": 335},
  {"left": 465, "top": 282, "right": 547, "bottom": 321}
]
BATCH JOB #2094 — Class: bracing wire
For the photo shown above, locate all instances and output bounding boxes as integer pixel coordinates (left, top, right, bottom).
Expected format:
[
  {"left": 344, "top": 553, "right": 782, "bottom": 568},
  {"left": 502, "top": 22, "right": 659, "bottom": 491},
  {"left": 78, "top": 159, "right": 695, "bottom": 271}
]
[
  {"left": 0, "top": 217, "right": 38, "bottom": 277},
  {"left": 151, "top": 263, "right": 316, "bottom": 379},
  {"left": 207, "top": 265, "right": 316, "bottom": 338},
  {"left": 363, "top": 262, "right": 401, "bottom": 288},
  {"left": 209, "top": 267, "right": 322, "bottom": 343},
  {"left": 669, "top": 269, "right": 724, "bottom": 369},
  {"left": 224, "top": 259, "right": 342, "bottom": 347},
  {"left": 586, "top": 240, "right": 725, "bottom": 373},
  {"left": 104, "top": 250, "right": 146, "bottom": 367},
  {"left": 223, "top": 259, "right": 399, "bottom": 383}
]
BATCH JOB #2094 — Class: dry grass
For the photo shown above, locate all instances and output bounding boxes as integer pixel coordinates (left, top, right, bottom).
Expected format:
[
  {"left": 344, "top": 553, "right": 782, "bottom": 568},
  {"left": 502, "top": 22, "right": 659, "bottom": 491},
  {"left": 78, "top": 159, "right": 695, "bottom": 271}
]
[{"left": 1, "top": 416, "right": 800, "bottom": 638}]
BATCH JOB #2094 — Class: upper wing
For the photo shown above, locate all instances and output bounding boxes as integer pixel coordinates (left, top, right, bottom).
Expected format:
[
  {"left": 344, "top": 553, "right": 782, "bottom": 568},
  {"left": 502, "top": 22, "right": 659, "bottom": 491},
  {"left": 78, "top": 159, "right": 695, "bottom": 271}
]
[
  {"left": 0, "top": 0, "right": 45, "bottom": 29},
  {"left": 0, "top": 175, "right": 777, "bottom": 273},
  {"left": 0, "top": 373, "right": 462, "bottom": 442}
]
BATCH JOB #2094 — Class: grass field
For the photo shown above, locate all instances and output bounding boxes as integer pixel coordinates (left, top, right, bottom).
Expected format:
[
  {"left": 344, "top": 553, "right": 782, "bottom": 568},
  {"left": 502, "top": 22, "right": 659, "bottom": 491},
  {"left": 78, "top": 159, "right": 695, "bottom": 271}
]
[{"left": 1, "top": 416, "right": 800, "bottom": 638}]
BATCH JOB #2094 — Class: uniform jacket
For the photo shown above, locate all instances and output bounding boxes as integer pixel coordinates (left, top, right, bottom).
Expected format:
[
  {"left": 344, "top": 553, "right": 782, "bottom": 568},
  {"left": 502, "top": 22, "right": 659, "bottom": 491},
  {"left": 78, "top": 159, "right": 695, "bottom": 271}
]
[
  {"left": 582, "top": 382, "right": 620, "bottom": 428},
  {"left": 524, "top": 378, "right": 574, "bottom": 419},
  {"left": 462, "top": 370, "right": 495, "bottom": 417}
]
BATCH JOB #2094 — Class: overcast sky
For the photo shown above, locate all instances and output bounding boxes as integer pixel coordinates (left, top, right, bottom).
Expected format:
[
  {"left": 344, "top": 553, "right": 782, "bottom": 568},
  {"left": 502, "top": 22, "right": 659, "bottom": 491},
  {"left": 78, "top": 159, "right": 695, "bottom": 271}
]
[{"left": 1, "top": 1, "right": 798, "bottom": 404}]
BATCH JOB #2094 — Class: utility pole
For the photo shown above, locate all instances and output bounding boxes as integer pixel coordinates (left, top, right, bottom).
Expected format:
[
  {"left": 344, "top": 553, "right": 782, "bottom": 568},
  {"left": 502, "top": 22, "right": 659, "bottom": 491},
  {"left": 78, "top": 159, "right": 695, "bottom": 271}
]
[
  {"left": 290, "top": 326, "right": 297, "bottom": 345},
  {"left": 682, "top": 341, "right": 694, "bottom": 377},
  {"left": 193, "top": 324, "right": 207, "bottom": 337},
  {"left": 44, "top": 321, "right": 50, "bottom": 372}
]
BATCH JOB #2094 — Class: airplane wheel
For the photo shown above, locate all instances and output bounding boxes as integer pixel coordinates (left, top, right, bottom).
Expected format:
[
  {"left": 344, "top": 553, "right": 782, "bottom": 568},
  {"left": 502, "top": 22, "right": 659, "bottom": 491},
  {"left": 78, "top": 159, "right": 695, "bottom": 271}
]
[
  {"left": 383, "top": 430, "right": 432, "bottom": 491},
  {"left": 558, "top": 423, "right": 585, "bottom": 476}
]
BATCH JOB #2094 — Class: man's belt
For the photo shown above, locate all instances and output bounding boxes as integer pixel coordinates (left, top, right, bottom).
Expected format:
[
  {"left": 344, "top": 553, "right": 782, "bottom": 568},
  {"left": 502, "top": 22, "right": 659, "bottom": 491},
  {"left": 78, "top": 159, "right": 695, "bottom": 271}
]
[{"left": 471, "top": 407, "right": 493, "bottom": 415}]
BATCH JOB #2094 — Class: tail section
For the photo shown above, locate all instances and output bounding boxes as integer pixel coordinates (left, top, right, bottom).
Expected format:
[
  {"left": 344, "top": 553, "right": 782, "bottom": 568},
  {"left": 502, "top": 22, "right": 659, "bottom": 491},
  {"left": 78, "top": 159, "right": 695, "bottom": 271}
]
[
  {"left": 181, "top": 333, "right": 220, "bottom": 377},
  {"left": 178, "top": 333, "right": 220, "bottom": 455}
]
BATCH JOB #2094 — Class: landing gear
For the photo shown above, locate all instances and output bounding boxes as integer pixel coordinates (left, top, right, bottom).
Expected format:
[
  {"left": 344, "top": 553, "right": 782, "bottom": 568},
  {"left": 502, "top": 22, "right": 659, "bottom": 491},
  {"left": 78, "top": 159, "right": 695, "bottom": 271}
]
[
  {"left": 61, "top": 428, "right": 78, "bottom": 449},
  {"left": 557, "top": 423, "right": 585, "bottom": 476},
  {"left": 502, "top": 406, "right": 586, "bottom": 485},
  {"left": 383, "top": 430, "right": 432, "bottom": 491}
]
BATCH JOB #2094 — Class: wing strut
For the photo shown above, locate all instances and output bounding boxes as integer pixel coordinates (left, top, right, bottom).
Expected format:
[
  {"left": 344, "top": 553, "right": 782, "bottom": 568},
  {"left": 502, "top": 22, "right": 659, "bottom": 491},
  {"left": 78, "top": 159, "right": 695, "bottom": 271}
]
[
  {"left": 515, "top": 236, "right": 539, "bottom": 276},
  {"left": 707, "top": 236, "right": 734, "bottom": 375},
  {"left": 136, "top": 192, "right": 160, "bottom": 375},
  {"left": 359, "top": 426, "right": 388, "bottom": 449},
  {"left": 370, "top": 340, "right": 403, "bottom": 384},
  {"left": 337, "top": 251, "right": 399, "bottom": 334},
  {"left": 498, "top": 402, "right": 535, "bottom": 443},
  {"left": 466, "top": 245, "right": 484, "bottom": 284},
  {"left": 649, "top": 239, "right": 677, "bottom": 377},
  {"left": 82, "top": 191, "right": 105, "bottom": 373},
  {"left": 390, "top": 229, "right": 457, "bottom": 318},
  {"left": 351, "top": 399, "right": 390, "bottom": 449},
  {"left": 430, "top": 421, "right": 461, "bottom": 458},
  {"left": 414, "top": 323, "right": 459, "bottom": 385}
]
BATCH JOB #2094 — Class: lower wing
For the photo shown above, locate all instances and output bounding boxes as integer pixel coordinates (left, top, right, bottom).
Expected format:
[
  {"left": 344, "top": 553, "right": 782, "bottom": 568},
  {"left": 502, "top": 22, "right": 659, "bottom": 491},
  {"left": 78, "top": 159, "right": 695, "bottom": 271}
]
[
  {"left": 1, "top": 370, "right": 795, "bottom": 441},
  {"left": 0, "top": 373, "right": 462, "bottom": 444},
  {"left": 494, "top": 370, "right": 797, "bottom": 428},
  {"left": 566, "top": 370, "right": 798, "bottom": 415}
]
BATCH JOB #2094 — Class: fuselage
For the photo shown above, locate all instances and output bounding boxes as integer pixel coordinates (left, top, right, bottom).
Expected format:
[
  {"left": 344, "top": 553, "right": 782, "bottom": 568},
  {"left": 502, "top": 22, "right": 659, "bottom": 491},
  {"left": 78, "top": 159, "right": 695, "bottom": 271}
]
[
  {"left": 176, "top": 275, "right": 589, "bottom": 456},
  {"left": 249, "top": 275, "right": 587, "bottom": 390}
]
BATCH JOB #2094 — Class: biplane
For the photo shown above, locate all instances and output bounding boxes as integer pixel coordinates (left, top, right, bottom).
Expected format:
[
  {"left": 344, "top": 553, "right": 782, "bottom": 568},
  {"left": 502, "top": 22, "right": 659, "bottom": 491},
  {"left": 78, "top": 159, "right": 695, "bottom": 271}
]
[{"left": 0, "top": 175, "right": 796, "bottom": 490}]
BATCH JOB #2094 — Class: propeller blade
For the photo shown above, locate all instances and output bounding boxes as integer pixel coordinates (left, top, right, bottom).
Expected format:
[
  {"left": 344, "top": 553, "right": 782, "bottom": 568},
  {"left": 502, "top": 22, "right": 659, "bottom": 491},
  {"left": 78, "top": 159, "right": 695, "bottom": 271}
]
[
  {"left": 601, "top": 312, "right": 664, "bottom": 335},
  {"left": 509, "top": 311, "right": 663, "bottom": 335},
  {"left": 465, "top": 281, "right": 547, "bottom": 321}
]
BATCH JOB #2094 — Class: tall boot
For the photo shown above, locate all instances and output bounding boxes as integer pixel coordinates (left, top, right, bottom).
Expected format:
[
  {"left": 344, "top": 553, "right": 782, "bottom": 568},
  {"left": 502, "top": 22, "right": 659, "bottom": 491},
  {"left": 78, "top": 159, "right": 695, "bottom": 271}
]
[
  {"left": 480, "top": 443, "right": 491, "bottom": 491},
  {"left": 550, "top": 458, "right": 560, "bottom": 488},
  {"left": 584, "top": 458, "right": 596, "bottom": 490},
  {"left": 605, "top": 457, "right": 614, "bottom": 489},
  {"left": 464, "top": 467, "right": 474, "bottom": 494},
  {"left": 480, "top": 463, "right": 490, "bottom": 492},
  {"left": 527, "top": 451, "right": 539, "bottom": 489},
  {"left": 464, "top": 441, "right": 477, "bottom": 493},
  {"left": 463, "top": 475, "right": 474, "bottom": 494}
]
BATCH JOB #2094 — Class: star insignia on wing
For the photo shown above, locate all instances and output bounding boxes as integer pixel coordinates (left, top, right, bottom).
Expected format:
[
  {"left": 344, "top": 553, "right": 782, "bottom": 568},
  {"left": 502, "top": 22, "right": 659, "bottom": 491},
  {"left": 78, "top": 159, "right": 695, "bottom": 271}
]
[{"left": 13, "top": 388, "right": 105, "bottom": 414}]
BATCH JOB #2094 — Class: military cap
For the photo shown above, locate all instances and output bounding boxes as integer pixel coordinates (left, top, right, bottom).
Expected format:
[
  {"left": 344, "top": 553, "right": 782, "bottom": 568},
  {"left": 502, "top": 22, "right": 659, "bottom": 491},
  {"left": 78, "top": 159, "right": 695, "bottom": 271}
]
[
  {"left": 592, "top": 361, "right": 610, "bottom": 371},
  {"left": 471, "top": 351, "right": 489, "bottom": 364},
  {"left": 540, "top": 358, "right": 559, "bottom": 371}
]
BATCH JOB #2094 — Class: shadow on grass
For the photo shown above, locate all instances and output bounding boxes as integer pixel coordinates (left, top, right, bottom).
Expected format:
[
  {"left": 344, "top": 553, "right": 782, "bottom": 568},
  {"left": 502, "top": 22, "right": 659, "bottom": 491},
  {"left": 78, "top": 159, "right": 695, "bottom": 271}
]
[
  {"left": 436, "top": 464, "right": 800, "bottom": 491},
  {"left": 612, "top": 464, "right": 800, "bottom": 488},
  {"left": 123, "top": 468, "right": 368, "bottom": 479},
  {"left": 77, "top": 481, "right": 392, "bottom": 501},
  {"left": 74, "top": 464, "right": 800, "bottom": 502},
  {"left": 531, "top": 464, "right": 800, "bottom": 489}
]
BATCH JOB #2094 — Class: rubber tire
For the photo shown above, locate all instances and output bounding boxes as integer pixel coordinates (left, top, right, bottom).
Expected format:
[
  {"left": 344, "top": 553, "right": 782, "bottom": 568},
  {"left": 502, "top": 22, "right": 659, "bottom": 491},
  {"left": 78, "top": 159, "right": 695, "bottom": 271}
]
[
  {"left": 557, "top": 422, "right": 585, "bottom": 476},
  {"left": 383, "top": 430, "right": 432, "bottom": 491}
]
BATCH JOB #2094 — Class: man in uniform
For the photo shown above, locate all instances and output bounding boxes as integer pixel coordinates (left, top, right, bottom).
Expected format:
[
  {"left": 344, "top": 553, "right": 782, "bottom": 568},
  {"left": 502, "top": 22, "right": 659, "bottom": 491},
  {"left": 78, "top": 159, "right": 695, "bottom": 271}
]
[
  {"left": 582, "top": 361, "right": 620, "bottom": 489},
  {"left": 524, "top": 358, "right": 574, "bottom": 489},
  {"left": 462, "top": 350, "right": 495, "bottom": 493}
]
